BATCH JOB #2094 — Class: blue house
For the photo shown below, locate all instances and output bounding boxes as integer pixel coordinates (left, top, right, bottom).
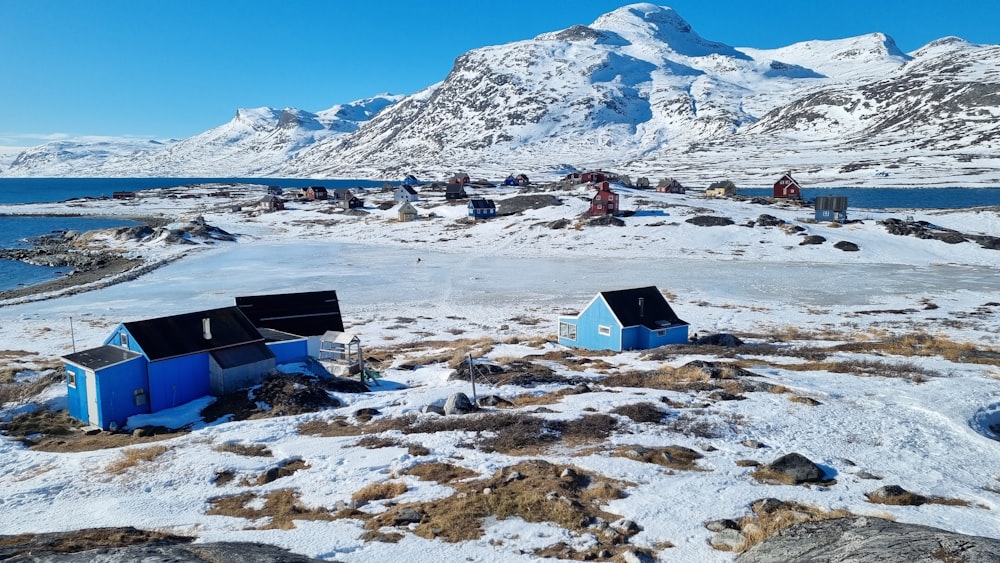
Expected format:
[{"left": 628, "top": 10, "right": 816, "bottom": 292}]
[
  {"left": 557, "top": 286, "right": 689, "bottom": 351},
  {"left": 814, "top": 195, "right": 848, "bottom": 223},
  {"left": 468, "top": 198, "right": 496, "bottom": 219},
  {"left": 64, "top": 306, "right": 278, "bottom": 430}
]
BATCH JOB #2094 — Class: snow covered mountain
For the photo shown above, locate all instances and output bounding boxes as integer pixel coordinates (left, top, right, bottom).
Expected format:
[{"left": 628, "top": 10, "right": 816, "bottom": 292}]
[{"left": 3, "top": 3, "right": 999, "bottom": 185}]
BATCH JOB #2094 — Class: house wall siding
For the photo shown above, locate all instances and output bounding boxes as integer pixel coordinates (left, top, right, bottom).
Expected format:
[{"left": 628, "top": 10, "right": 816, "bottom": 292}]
[
  {"left": 65, "top": 364, "right": 89, "bottom": 423},
  {"left": 147, "top": 353, "right": 210, "bottom": 412},
  {"left": 267, "top": 339, "right": 309, "bottom": 364},
  {"left": 560, "top": 298, "right": 623, "bottom": 350}
]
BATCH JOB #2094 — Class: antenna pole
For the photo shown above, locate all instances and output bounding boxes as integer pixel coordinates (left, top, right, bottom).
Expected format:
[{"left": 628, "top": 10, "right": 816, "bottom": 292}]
[
  {"left": 70, "top": 316, "right": 76, "bottom": 353},
  {"left": 468, "top": 353, "right": 477, "bottom": 402}
]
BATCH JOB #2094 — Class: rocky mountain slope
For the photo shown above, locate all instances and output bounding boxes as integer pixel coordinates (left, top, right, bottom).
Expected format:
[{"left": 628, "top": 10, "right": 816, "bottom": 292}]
[{"left": 3, "top": 3, "right": 999, "bottom": 185}]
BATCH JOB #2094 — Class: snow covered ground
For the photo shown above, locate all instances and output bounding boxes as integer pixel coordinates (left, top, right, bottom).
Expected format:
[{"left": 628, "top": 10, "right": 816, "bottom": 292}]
[{"left": 1, "top": 182, "right": 999, "bottom": 561}]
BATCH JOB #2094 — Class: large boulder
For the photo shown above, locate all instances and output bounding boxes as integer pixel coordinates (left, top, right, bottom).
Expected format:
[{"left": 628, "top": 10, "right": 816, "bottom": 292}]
[
  {"left": 736, "top": 517, "right": 1000, "bottom": 563},
  {"left": 756, "top": 453, "right": 826, "bottom": 484},
  {"left": 444, "top": 392, "right": 476, "bottom": 415}
]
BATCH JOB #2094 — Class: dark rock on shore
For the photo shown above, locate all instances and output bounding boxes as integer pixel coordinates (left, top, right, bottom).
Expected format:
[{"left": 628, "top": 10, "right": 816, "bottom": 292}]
[
  {"left": 736, "top": 517, "right": 1000, "bottom": 563},
  {"left": 687, "top": 215, "right": 735, "bottom": 227},
  {"left": 0, "top": 527, "right": 327, "bottom": 562}
]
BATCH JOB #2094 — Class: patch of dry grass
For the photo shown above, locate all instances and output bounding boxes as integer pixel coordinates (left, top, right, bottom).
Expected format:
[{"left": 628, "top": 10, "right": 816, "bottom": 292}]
[
  {"left": 105, "top": 445, "right": 170, "bottom": 474},
  {"left": 297, "top": 417, "right": 364, "bottom": 437},
  {"left": 212, "top": 442, "right": 273, "bottom": 457},
  {"left": 351, "top": 481, "right": 408, "bottom": 504},
  {"left": 612, "top": 444, "right": 705, "bottom": 471},
  {"left": 206, "top": 489, "right": 334, "bottom": 530},
  {"left": 347, "top": 460, "right": 639, "bottom": 560},
  {"left": 610, "top": 402, "right": 668, "bottom": 423},
  {"left": 402, "top": 462, "right": 480, "bottom": 483}
]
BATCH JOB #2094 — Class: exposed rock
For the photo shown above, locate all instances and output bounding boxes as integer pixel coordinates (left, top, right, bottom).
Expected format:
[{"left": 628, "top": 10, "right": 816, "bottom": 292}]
[
  {"left": 693, "top": 333, "right": 744, "bottom": 347},
  {"left": 759, "top": 452, "right": 826, "bottom": 484},
  {"left": 705, "top": 518, "right": 741, "bottom": 532},
  {"left": 686, "top": 215, "right": 735, "bottom": 227},
  {"left": 751, "top": 498, "right": 790, "bottom": 516},
  {"left": 545, "top": 218, "right": 571, "bottom": 229},
  {"left": 682, "top": 360, "right": 756, "bottom": 379},
  {"left": 444, "top": 392, "right": 476, "bottom": 415},
  {"left": 756, "top": 214, "right": 784, "bottom": 227},
  {"left": 393, "top": 507, "right": 424, "bottom": 525},
  {"left": 421, "top": 404, "right": 446, "bottom": 416},
  {"left": 865, "top": 484, "right": 927, "bottom": 505},
  {"left": 497, "top": 194, "right": 561, "bottom": 215},
  {"left": 586, "top": 214, "right": 626, "bottom": 227},
  {"left": 736, "top": 517, "right": 1000, "bottom": 563},
  {"left": 742, "top": 439, "right": 766, "bottom": 449},
  {"left": 0, "top": 527, "right": 324, "bottom": 562},
  {"left": 834, "top": 241, "right": 860, "bottom": 251},
  {"left": 710, "top": 528, "right": 747, "bottom": 551},
  {"left": 799, "top": 235, "right": 826, "bottom": 245},
  {"left": 476, "top": 395, "right": 514, "bottom": 408}
]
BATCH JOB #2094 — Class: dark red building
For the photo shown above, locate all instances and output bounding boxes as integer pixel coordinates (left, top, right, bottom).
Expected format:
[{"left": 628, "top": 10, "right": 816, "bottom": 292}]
[
  {"left": 773, "top": 173, "right": 802, "bottom": 199},
  {"left": 589, "top": 182, "right": 619, "bottom": 215}
]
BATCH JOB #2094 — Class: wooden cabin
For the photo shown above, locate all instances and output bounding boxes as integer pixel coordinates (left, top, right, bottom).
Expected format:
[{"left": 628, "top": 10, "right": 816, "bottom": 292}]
[
  {"left": 468, "top": 198, "right": 496, "bottom": 219},
  {"left": 656, "top": 178, "right": 685, "bottom": 194},
  {"left": 305, "top": 186, "right": 329, "bottom": 201},
  {"left": 706, "top": 181, "right": 737, "bottom": 197},
  {"left": 814, "top": 196, "right": 848, "bottom": 223},
  {"left": 773, "top": 173, "right": 802, "bottom": 199},
  {"left": 557, "top": 286, "right": 689, "bottom": 351},
  {"left": 397, "top": 201, "right": 419, "bottom": 222}
]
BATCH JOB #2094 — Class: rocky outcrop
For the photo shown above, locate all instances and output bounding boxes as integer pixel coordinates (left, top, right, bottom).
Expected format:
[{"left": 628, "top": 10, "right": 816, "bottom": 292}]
[
  {"left": 0, "top": 527, "right": 325, "bottom": 562},
  {"left": 736, "top": 517, "right": 1000, "bottom": 563}
]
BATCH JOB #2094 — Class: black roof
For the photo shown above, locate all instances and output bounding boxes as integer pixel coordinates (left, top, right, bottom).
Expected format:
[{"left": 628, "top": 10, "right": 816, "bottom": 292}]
[
  {"left": 468, "top": 199, "right": 495, "bottom": 209},
  {"left": 123, "top": 306, "right": 263, "bottom": 362},
  {"left": 446, "top": 184, "right": 467, "bottom": 192},
  {"left": 257, "top": 327, "right": 307, "bottom": 342},
  {"left": 600, "top": 286, "right": 687, "bottom": 330},
  {"left": 235, "top": 290, "right": 343, "bottom": 337},
  {"left": 63, "top": 345, "right": 142, "bottom": 370},
  {"left": 399, "top": 185, "right": 418, "bottom": 195},
  {"left": 211, "top": 342, "right": 274, "bottom": 369}
]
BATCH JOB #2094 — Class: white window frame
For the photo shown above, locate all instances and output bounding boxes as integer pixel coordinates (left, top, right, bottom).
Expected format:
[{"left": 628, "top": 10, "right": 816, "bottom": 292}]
[
  {"left": 119, "top": 332, "right": 129, "bottom": 348},
  {"left": 66, "top": 369, "right": 77, "bottom": 388},
  {"left": 559, "top": 322, "right": 577, "bottom": 341},
  {"left": 598, "top": 325, "right": 612, "bottom": 336}
]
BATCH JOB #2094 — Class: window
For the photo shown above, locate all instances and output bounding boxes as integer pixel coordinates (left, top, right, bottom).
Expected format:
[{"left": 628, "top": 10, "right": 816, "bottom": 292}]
[
  {"left": 119, "top": 332, "right": 129, "bottom": 348},
  {"left": 655, "top": 329, "right": 666, "bottom": 337},
  {"left": 134, "top": 388, "right": 147, "bottom": 407},
  {"left": 66, "top": 370, "right": 76, "bottom": 387},
  {"left": 559, "top": 322, "right": 577, "bottom": 341},
  {"left": 598, "top": 325, "right": 612, "bottom": 336}
]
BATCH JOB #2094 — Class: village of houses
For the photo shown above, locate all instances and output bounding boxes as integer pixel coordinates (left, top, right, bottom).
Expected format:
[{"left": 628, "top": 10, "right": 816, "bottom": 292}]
[{"left": 66, "top": 169, "right": 847, "bottom": 430}]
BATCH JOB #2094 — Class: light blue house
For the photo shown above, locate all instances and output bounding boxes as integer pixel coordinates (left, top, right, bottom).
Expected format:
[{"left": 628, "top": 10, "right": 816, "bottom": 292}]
[
  {"left": 64, "top": 306, "right": 278, "bottom": 430},
  {"left": 814, "top": 196, "right": 848, "bottom": 223},
  {"left": 557, "top": 286, "right": 689, "bottom": 351}
]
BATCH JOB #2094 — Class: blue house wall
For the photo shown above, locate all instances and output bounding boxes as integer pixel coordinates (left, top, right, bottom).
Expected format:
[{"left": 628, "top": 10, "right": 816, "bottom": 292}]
[
  {"left": 816, "top": 209, "right": 848, "bottom": 222},
  {"left": 558, "top": 297, "right": 623, "bottom": 350},
  {"left": 65, "top": 357, "right": 149, "bottom": 429},
  {"left": 267, "top": 339, "right": 309, "bottom": 363},
  {"left": 146, "top": 353, "right": 211, "bottom": 412}
]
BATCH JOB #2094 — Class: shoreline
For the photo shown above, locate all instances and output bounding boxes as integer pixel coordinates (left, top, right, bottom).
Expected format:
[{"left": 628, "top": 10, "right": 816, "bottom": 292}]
[{"left": 0, "top": 215, "right": 176, "bottom": 306}]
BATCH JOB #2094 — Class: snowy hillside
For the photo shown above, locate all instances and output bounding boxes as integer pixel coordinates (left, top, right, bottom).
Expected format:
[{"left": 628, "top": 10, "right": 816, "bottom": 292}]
[{"left": 2, "top": 3, "right": 1000, "bottom": 185}]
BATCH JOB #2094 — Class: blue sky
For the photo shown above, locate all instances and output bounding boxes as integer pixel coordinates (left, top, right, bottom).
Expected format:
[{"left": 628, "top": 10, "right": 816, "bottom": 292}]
[{"left": 0, "top": 0, "right": 994, "bottom": 148}]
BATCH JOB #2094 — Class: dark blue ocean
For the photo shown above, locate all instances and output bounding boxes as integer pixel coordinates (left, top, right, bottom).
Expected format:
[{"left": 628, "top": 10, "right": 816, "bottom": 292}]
[
  {"left": 0, "top": 178, "right": 386, "bottom": 292},
  {"left": 1, "top": 179, "right": 998, "bottom": 293}
]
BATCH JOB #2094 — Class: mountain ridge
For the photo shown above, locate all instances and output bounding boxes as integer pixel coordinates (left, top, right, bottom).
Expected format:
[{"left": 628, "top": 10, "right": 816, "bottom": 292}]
[{"left": 2, "top": 3, "right": 998, "bottom": 186}]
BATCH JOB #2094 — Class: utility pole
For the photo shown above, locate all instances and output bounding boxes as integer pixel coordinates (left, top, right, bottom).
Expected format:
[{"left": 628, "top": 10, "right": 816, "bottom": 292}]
[
  {"left": 70, "top": 316, "right": 76, "bottom": 353},
  {"left": 467, "top": 353, "right": 477, "bottom": 402}
]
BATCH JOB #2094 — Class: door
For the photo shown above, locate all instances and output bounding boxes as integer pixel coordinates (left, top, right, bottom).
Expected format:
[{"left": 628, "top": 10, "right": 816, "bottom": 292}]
[{"left": 85, "top": 369, "right": 99, "bottom": 426}]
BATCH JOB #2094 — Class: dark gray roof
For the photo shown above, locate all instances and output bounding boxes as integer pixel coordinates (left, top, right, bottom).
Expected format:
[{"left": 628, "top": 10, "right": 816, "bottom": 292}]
[
  {"left": 123, "top": 306, "right": 263, "bottom": 362},
  {"left": 235, "top": 290, "right": 343, "bottom": 337},
  {"left": 399, "top": 186, "right": 418, "bottom": 195},
  {"left": 258, "top": 327, "right": 307, "bottom": 342},
  {"left": 63, "top": 345, "right": 142, "bottom": 370},
  {"left": 600, "top": 286, "right": 687, "bottom": 330},
  {"left": 468, "top": 199, "right": 495, "bottom": 209},
  {"left": 210, "top": 342, "right": 274, "bottom": 369}
]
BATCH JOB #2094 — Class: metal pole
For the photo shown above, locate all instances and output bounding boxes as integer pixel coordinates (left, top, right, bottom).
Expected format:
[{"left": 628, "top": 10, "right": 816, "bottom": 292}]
[
  {"left": 70, "top": 316, "right": 76, "bottom": 353},
  {"left": 468, "top": 353, "right": 477, "bottom": 402}
]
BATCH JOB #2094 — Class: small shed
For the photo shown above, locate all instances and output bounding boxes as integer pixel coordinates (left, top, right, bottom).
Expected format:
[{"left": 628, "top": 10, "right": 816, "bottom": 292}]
[
  {"left": 558, "top": 286, "right": 688, "bottom": 351},
  {"left": 394, "top": 185, "right": 419, "bottom": 203},
  {"left": 773, "top": 173, "right": 802, "bottom": 199},
  {"left": 589, "top": 182, "right": 619, "bottom": 216},
  {"left": 266, "top": 186, "right": 284, "bottom": 196},
  {"left": 656, "top": 178, "right": 685, "bottom": 194},
  {"left": 468, "top": 198, "right": 497, "bottom": 219},
  {"left": 64, "top": 345, "right": 146, "bottom": 430},
  {"left": 634, "top": 177, "right": 650, "bottom": 189},
  {"left": 814, "top": 195, "right": 849, "bottom": 223},
  {"left": 403, "top": 174, "right": 421, "bottom": 186},
  {"left": 515, "top": 173, "right": 530, "bottom": 186},
  {"left": 706, "top": 180, "right": 737, "bottom": 197},
  {"left": 445, "top": 184, "right": 468, "bottom": 200},
  {"left": 283, "top": 187, "right": 306, "bottom": 200},
  {"left": 319, "top": 331, "right": 364, "bottom": 376},
  {"left": 113, "top": 191, "right": 136, "bottom": 200},
  {"left": 397, "top": 201, "right": 419, "bottom": 222},
  {"left": 305, "top": 186, "right": 328, "bottom": 201}
]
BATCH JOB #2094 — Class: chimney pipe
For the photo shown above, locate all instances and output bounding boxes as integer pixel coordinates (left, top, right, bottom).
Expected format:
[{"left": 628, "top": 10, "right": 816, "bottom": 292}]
[
  {"left": 202, "top": 318, "right": 212, "bottom": 340},
  {"left": 638, "top": 297, "right": 645, "bottom": 317}
]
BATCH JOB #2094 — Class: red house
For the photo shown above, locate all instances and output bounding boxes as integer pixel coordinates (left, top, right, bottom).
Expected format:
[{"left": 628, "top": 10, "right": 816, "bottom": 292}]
[
  {"left": 589, "top": 182, "right": 619, "bottom": 216},
  {"left": 773, "top": 173, "right": 802, "bottom": 199}
]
